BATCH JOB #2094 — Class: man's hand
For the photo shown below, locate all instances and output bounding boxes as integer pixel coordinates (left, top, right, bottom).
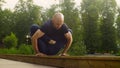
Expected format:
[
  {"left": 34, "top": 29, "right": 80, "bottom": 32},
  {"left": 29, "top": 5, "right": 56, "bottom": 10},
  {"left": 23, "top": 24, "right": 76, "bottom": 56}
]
[
  {"left": 36, "top": 52, "right": 47, "bottom": 56},
  {"left": 48, "top": 40, "right": 56, "bottom": 45}
]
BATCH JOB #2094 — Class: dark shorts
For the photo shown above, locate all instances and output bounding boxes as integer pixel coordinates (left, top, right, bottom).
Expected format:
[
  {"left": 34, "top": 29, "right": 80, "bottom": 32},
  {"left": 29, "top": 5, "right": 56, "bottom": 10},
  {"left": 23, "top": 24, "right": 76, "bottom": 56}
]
[
  {"left": 38, "top": 39, "right": 64, "bottom": 55},
  {"left": 30, "top": 24, "right": 65, "bottom": 55}
]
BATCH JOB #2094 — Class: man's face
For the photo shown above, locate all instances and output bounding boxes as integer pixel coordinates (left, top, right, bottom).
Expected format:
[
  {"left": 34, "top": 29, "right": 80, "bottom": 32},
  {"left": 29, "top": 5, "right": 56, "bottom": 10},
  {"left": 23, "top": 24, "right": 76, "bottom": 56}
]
[
  {"left": 53, "top": 19, "right": 63, "bottom": 30},
  {"left": 52, "top": 12, "right": 64, "bottom": 29}
]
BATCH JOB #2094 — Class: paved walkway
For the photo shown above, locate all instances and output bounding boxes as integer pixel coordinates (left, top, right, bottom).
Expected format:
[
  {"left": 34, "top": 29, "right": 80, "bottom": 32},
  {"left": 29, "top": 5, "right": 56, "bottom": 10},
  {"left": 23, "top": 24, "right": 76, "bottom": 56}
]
[{"left": 0, "top": 58, "right": 56, "bottom": 68}]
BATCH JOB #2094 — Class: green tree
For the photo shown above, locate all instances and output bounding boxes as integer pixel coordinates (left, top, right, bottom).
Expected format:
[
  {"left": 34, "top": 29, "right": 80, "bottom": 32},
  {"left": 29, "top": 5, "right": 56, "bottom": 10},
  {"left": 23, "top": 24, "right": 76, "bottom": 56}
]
[
  {"left": 60, "top": 0, "right": 86, "bottom": 55},
  {"left": 13, "top": 0, "right": 42, "bottom": 44},
  {"left": 0, "top": 0, "right": 5, "bottom": 43},
  {"left": 116, "top": 7, "right": 120, "bottom": 51},
  {"left": 81, "top": 0, "right": 100, "bottom": 54},
  {"left": 41, "top": 4, "right": 58, "bottom": 23},
  {"left": 0, "top": 9, "right": 14, "bottom": 45},
  {"left": 0, "top": 0, "right": 4, "bottom": 8},
  {"left": 100, "top": 0, "right": 117, "bottom": 53}
]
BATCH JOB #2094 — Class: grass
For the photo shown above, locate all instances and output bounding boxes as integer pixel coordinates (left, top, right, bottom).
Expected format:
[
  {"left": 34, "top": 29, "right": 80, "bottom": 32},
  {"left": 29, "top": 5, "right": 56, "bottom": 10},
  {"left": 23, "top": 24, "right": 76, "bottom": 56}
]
[{"left": 0, "top": 44, "right": 34, "bottom": 55}]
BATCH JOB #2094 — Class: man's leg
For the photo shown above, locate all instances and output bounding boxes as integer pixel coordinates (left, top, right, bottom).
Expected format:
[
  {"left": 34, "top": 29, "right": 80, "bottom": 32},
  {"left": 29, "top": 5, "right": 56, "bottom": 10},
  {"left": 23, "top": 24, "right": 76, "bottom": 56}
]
[
  {"left": 30, "top": 24, "right": 51, "bottom": 55},
  {"left": 46, "top": 29, "right": 72, "bottom": 55},
  {"left": 47, "top": 43, "right": 65, "bottom": 55},
  {"left": 30, "top": 24, "right": 51, "bottom": 43},
  {"left": 30, "top": 24, "right": 40, "bottom": 36},
  {"left": 37, "top": 39, "right": 48, "bottom": 54}
]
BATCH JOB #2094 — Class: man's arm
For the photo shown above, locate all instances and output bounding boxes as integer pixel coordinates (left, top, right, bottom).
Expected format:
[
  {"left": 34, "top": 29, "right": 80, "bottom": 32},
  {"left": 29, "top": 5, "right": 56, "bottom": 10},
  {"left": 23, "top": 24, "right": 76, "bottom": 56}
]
[
  {"left": 31, "top": 29, "right": 45, "bottom": 54},
  {"left": 61, "top": 31, "right": 73, "bottom": 56}
]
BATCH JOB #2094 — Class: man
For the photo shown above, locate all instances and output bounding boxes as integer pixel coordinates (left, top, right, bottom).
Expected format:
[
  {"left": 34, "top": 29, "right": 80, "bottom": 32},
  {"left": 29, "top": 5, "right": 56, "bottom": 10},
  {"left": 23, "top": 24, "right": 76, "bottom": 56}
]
[{"left": 31, "top": 12, "right": 72, "bottom": 56}]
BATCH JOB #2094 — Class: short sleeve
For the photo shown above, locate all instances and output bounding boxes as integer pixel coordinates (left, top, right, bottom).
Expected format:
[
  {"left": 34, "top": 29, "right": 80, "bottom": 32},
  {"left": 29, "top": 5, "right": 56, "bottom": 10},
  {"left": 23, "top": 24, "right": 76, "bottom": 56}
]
[
  {"left": 40, "top": 24, "right": 47, "bottom": 33},
  {"left": 40, "top": 20, "right": 51, "bottom": 33},
  {"left": 62, "top": 24, "right": 69, "bottom": 34}
]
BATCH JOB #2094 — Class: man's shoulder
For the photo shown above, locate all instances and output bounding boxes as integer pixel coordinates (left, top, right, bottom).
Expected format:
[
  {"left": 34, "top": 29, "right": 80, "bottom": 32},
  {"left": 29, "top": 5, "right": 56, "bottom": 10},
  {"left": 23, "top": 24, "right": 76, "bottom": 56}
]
[
  {"left": 62, "top": 23, "right": 68, "bottom": 29},
  {"left": 59, "top": 23, "right": 69, "bottom": 34},
  {"left": 40, "top": 20, "right": 53, "bottom": 33}
]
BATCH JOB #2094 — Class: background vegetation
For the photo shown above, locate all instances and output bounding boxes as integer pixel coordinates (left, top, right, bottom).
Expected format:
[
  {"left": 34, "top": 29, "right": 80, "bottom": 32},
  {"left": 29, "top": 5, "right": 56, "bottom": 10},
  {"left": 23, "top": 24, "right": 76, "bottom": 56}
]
[{"left": 0, "top": 0, "right": 120, "bottom": 55}]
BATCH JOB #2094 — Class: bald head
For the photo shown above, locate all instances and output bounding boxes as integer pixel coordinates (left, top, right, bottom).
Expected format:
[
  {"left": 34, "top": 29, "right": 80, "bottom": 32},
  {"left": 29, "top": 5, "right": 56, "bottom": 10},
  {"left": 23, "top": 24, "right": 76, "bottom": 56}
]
[
  {"left": 52, "top": 12, "right": 64, "bottom": 29},
  {"left": 52, "top": 12, "right": 64, "bottom": 22}
]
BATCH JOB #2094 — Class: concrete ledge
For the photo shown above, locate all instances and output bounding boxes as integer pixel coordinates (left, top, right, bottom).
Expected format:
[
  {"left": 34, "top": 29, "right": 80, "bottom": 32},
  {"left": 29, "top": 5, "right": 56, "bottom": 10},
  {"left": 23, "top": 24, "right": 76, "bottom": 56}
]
[{"left": 0, "top": 54, "right": 120, "bottom": 68}]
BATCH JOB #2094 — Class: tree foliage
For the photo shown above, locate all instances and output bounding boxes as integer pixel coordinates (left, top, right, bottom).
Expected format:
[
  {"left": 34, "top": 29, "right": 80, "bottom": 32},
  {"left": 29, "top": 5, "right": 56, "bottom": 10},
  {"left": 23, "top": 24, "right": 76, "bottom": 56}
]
[
  {"left": 81, "top": 0, "right": 100, "bottom": 54},
  {"left": 59, "top": 0, "right": 86, "bottom": 55},
  {"left": 0, "top": 9, "right": 14, "bottom": 43},
  {"left": 100, "top": 0, "right": 117, "bottom": 53},
  {"left": 13, "top": 0, "right": 41, "bottom": 44},
  {"left": 116, "top": 7, "right": 120, "bottom": 54},
  {"left": 41, "top": 5, "right": 58, "bottom": 23}
]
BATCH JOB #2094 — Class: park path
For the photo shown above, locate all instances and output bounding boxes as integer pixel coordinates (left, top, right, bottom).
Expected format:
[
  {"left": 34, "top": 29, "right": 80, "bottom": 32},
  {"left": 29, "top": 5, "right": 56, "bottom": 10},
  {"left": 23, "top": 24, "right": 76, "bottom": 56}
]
[{"left": 0, "top": 58, "right": 56, "bottom": 68}]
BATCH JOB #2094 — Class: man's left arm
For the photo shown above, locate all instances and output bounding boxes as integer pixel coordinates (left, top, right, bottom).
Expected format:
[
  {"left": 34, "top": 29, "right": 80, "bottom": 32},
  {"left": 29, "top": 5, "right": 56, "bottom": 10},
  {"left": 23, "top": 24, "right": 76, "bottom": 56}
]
[{"left": 61, "top": 31, "right": 73, "bottom": 56}]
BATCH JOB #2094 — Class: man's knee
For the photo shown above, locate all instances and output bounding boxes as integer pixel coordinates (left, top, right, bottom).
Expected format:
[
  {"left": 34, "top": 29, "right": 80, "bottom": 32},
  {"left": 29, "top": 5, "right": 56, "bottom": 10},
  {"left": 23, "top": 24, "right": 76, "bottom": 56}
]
[{"left": 30, "top": 24, "right": 40, "bottom": 36}]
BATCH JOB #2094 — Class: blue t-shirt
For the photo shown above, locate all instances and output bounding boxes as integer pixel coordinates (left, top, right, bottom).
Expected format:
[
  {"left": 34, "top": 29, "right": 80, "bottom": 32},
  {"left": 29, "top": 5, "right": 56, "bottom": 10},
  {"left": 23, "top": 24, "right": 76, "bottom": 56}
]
[{"left": 40, "top": 20, "right": 69, "bottom": 44}]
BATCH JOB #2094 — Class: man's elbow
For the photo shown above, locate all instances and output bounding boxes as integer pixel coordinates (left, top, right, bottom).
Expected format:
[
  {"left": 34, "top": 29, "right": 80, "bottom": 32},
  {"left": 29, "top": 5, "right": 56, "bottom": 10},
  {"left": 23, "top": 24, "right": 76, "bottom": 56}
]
[
  {"left": 70, "top": 37, "right": 73, "bottom": 43},
  {"left": 67, "top": 36, "right": 73, "bottom": 43},
  {"left": 31, "top": 35, "right": 36, "bottom": 42}
]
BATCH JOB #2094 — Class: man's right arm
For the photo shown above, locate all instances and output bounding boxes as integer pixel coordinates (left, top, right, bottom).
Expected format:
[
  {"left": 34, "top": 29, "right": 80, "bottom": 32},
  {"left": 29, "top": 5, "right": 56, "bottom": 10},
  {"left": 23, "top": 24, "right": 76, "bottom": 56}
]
[{"left": 31, "top": 29, "right": 45, "bottom": 53}]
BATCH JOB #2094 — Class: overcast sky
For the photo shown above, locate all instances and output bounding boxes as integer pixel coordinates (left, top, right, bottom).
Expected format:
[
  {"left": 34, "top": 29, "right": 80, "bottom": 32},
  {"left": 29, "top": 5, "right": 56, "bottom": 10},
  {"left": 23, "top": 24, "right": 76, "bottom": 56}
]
[{"left": 2, "top": 0, "right": 120, "bottom": 10}]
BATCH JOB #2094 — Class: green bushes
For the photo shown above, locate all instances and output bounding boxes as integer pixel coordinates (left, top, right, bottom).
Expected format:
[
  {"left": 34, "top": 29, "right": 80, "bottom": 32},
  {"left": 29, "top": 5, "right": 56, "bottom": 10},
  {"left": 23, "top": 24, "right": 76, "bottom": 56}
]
[
  {"left": 0, "top": 44, "right": 34, "bottom": 55},
  {"left": 18, "top": 44, "right": 34, "bottom": 55},
  {"left": 0, "top": 32, "right": 34, "bottom": 55},
  {"left": 68, "top": 42, "right": 86, "bottom": 56},
  {"left": 0, "top": 48, "right": 18, "bottom": 54},
  {"left": 3, "top": 32, "right": 18, "bottom": 49},
  {"left": 1, "top": 32, "right": 86, "bottom": 55}
]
